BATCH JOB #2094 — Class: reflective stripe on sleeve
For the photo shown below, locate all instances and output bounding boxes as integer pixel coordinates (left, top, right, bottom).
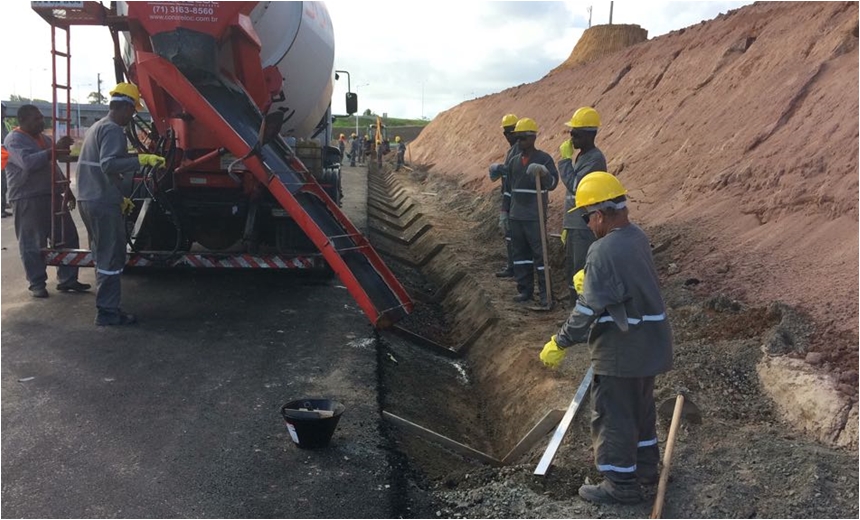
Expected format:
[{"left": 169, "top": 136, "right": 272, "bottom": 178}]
[
  {"left": 596, "top": 313, "right": 666, "bottom": 324},
  {"left": 513, "top": 260, "right": 534, "bottom": 265},
  {"left": 574, "top": 303, "right": 594, "bottom": 316},
  {"left": 637, "top": 438, "right": 658, "bottom": 447}
]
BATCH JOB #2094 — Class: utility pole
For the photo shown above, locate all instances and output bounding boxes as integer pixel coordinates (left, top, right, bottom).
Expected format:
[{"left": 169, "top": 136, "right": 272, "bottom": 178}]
[
  {"left": 587, "top": 6, "right": 592, "bottom": 28},
  {"left": 609, "top": 1, "right": 614, "bottom": 25},
  {"left": 97, "top": 73, "right": 102, "bottom": 104}
]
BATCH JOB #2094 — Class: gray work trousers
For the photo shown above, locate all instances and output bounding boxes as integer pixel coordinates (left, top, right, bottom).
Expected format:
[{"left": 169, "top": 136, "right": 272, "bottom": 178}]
[
  {"left": 504, "top": 223, "right": 513, "bottom": 272},
  {"left": 12, "top": 194, "right": 80, "bottom": 290},
  {"left": 78, "top": 200, "right": 126, "bottom": 312},
  {"left": 591, "top": 374, "right": 659, "bottom": 490},
  {"left": 564, "top": 227, "right": 595, "bottom": 300},
  {"left": 509, "top": 219, "right": 547, "bottom": 299}
]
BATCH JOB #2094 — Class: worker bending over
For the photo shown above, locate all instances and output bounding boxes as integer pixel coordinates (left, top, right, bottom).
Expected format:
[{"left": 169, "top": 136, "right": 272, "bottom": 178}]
[{"left": 540, "top": 172, "right": 673, "bottom": 505}]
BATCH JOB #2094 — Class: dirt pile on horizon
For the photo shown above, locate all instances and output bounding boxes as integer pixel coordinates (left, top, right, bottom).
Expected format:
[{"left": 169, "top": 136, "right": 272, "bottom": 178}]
[{"left": 410, "top": 2, "right": 859, "bottom": 346}]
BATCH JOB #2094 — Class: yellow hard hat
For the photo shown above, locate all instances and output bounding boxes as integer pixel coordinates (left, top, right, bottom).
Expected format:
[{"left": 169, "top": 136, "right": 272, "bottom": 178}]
[
  {"left": 364, "top": 134, "right": 369, "bottom": 139},
  {"left": 500, "top": 113, "right": 518, "bottom": 128},
  {"left": 109, "top": 82, "right": 143, "bottom": 111},
  {"left": 565, "top": 107, "right": 600, "bottom": 130},
  {"left": 574, "top": 171, "right": 627, "bottom": 210},
  {"left": 339, "top": 133, "right": 345, "bottom": 139},
  {"left": 351, "top": 133, "right": 357, "bottom": 138},
  {"left": 513, "top": 117, "right": 538, "bottom": 135},
  {"left": 395, "top": 136, "right": 401, "bottom": 143}
]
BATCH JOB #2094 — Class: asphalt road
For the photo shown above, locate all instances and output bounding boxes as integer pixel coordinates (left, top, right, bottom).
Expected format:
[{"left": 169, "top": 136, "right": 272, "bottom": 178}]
[{"left": 1, "top": 165, "right": 397, "bottom": 517}]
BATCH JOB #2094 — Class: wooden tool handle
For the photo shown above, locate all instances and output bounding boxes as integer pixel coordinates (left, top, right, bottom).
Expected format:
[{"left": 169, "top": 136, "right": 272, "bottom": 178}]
[
  {"left": 651, "top": 394, "right": 685, "bottom": 519},
  {"left": 534, "top": 172, "right": 552, "bottom": 307}
]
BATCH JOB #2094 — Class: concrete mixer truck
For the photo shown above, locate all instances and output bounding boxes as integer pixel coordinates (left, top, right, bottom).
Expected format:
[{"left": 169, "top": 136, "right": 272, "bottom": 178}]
[{"left": 31, "top": 1, "right": 412, "bottom": 328}]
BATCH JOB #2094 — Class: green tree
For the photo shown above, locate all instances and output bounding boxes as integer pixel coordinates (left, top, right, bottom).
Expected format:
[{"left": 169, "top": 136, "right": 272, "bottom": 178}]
[
  {"left": 9, "top": 94, "right": 27, "bottom": 102},
  {"left": 362, "top": 108, "right": 372, "bottom": 116},
  {"left": 88, "top": 91, "right": 107, "bottom": 104}
]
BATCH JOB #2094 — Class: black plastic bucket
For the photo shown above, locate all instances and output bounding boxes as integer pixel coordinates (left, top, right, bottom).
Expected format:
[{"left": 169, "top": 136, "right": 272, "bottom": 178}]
[{"left": 280, "top": 398, "right": 345, "bottom": 449}]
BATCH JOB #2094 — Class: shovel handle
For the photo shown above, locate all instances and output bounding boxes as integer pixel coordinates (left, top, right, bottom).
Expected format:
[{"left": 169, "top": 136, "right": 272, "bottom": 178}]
[{"left": 650, "top": 394, "right": 685, "bottom": 519}]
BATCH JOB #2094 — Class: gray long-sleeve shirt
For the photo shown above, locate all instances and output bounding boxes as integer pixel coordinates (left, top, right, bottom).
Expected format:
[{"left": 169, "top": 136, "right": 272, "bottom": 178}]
[
  {"left": 502, "top": 148, "right": 559, "bottom": 221},
  {"left": 559, "top": 146, "right": 606, "bottom": 229},
  {"left": 499, "top": 142, "right": 519, "bottom": 212},
  {"left": 76, "top": 117, "right": 139, "bottom": 204},
  {"left": 3, "top": 129, "right": 65, "bottom": 201},
  {"left": 556, "top": 223, "right": 673, "bottom": 377}
]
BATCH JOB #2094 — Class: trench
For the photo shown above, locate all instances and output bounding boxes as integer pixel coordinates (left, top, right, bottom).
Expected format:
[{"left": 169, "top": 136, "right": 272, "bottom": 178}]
[
  {"left": 360, "top": 162, "right": 859, "bottom": 519},
  {"left": 364, "top": 164, "right": 504, "bottom": 517}
]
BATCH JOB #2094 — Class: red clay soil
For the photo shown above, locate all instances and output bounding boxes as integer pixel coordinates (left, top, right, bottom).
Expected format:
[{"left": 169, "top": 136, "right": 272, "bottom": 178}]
[{"left": 409, "top": 1, "right": 859, "bottom": 371}]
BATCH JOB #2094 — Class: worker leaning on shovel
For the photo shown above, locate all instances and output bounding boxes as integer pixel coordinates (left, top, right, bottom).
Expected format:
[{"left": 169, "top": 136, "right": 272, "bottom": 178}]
[{"left": 539, "top": 171, "right": 673, "bottom": 505}]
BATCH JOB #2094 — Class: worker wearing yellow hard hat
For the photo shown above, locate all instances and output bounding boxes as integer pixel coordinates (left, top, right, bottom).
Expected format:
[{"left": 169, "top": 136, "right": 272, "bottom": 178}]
[
  {"left": 540, "top": 170, "right": 673, "bottom": 506},
  {"left": 500, "top": 117, "right": 558, "bottom": 307},
  {"left": 76, "top": 82, "right": 165, "bottom": 326},
  {"left": 394, "top": 136, "right": 407, "bottom": 171},
  {"left": 487, "top": 113, "right": 520, "bottom": 278},
  {"left": 558, "top": 106, "right": 606, "bottom": 303}
]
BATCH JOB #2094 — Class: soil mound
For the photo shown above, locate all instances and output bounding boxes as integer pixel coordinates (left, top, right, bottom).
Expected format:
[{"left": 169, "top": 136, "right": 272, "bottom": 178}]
[
  {"left": 410, "top": 1, "right": 859, "bottom": 365},
  {"left": 556, "top": 23, "right": 648, "bottom": 70}
]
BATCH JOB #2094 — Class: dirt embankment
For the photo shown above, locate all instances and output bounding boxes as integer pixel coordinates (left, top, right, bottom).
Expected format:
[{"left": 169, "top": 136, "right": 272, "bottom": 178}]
[{"left": 409, "top": 1, "right": 859, "bottom": 358}]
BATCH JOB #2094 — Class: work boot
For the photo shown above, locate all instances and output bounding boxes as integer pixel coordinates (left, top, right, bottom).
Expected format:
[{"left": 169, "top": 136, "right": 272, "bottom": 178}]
[
  {"left": 495, "top": 268, "right": 514, "bottom": 278},
  {"left": 29, "top": 287, "right": 49, "bottom": 298},
  {"left": 57, "top": 280, "right": 92, "bottom": 293},
  {"left": 578, "top": 480, "right": 642, "bottom": 505},
  {"left": 95, "top": 311, "right": 138, "bottom": 327},
  {"left": 513, "top": 292, "right": 532, "bottom": 303},
  {"left": 637, "top": 472, "right": 659, "bottom": 486}
]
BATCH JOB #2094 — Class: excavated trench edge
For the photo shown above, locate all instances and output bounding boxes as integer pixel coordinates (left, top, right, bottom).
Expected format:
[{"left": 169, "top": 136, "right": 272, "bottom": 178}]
[{"left": 364, "top": 163, "right": 509, "bottom": 517}]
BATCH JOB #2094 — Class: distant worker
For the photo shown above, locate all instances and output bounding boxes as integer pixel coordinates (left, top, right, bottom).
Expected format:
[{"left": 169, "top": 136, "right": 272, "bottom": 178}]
[
  {"left": 337, "top": 133, "right": 346, "bottom": 164},
  {"left": 362, "top": 134, "right": 372, "bottom": 166},
  {"left": 3, "top": 104, "right": 90, "bottom": 298},
  {"left": 76, "top": 82, "right": 166, "bottom": 326},
  {"left": 394, "top": 136, "right": 406, "bottom": 171},
  {"left": 488, "top": 113, "right": 519, "bottom": 278},
  {"left": 349, "top": 133, "right": 360, "bottom": 167},
  {"left": 376, "top": 138, "right": 390, "bottom": 169},
  {"left": 559, "top": 106, "right": 606, "bottom": 302},
  {"left": 539, "top": 171, "right": 673, "bottom": 505},
  {"left": 500, "top": 117, "right": 558, "bottom": 307},
  {"left": 2, "top": 102, "right": 10, "bottom": 218}
]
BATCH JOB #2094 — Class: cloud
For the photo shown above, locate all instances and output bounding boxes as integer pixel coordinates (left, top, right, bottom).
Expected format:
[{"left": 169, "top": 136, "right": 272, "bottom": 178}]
[{"left": 3, "top": 1, "right": 753, "bottom": 121}]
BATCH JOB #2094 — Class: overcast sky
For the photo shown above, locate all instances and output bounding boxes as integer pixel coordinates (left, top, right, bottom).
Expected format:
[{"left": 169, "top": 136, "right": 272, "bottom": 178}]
[{"left": 2, "top": 1, "right": 751, "bottom": 120}]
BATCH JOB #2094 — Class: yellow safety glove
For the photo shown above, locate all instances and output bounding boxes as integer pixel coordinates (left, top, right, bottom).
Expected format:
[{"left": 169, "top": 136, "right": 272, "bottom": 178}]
[
  {"left": 138, "top": 153, "right": 166, "bottom": 168},
  {"left": 572, "top": 269, "right": 585, "bottom": 295},
  {"left": 559, "top": 139, "right": 574, "bottom": 160},
  {"left": 540, "top": 335, "right": 566, "bottom": 369},
  {"left": 121, "top": 197, "right": 135, "bottom": 216},
  {"left": 560, "top": 229, "right": 568, "bottom": 246}
]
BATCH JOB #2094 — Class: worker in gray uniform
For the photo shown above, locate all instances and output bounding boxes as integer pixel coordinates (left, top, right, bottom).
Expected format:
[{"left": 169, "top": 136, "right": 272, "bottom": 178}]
[
  {"left": 349, "top": 133, "right": 359, "bottom": 167},
  {"left": 500, "top": 117, "right": 558, "bottom": 307},
  {"left": 559, "top": 107, "right": 606, "bottom": 302},
  {"left": 76, "top": 82, "right": 165, "bottom": 326},
  {"left": 3, "top": 104, "right": 90, "bottom": 297},
  {"left": 488, "top": 113, "right": 519, "bottom": 278},
  {"left": 540, "top": 171, "right": 673, "bottom": 505}
]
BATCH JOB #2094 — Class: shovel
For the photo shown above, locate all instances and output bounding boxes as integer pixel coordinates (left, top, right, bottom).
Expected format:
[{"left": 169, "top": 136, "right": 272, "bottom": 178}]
[
  {"left": 650, "top": 393, "right": 702, "bottom": 519},
  {"left": 529, "top": 170, "right": 553, "bottom": 311}
]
